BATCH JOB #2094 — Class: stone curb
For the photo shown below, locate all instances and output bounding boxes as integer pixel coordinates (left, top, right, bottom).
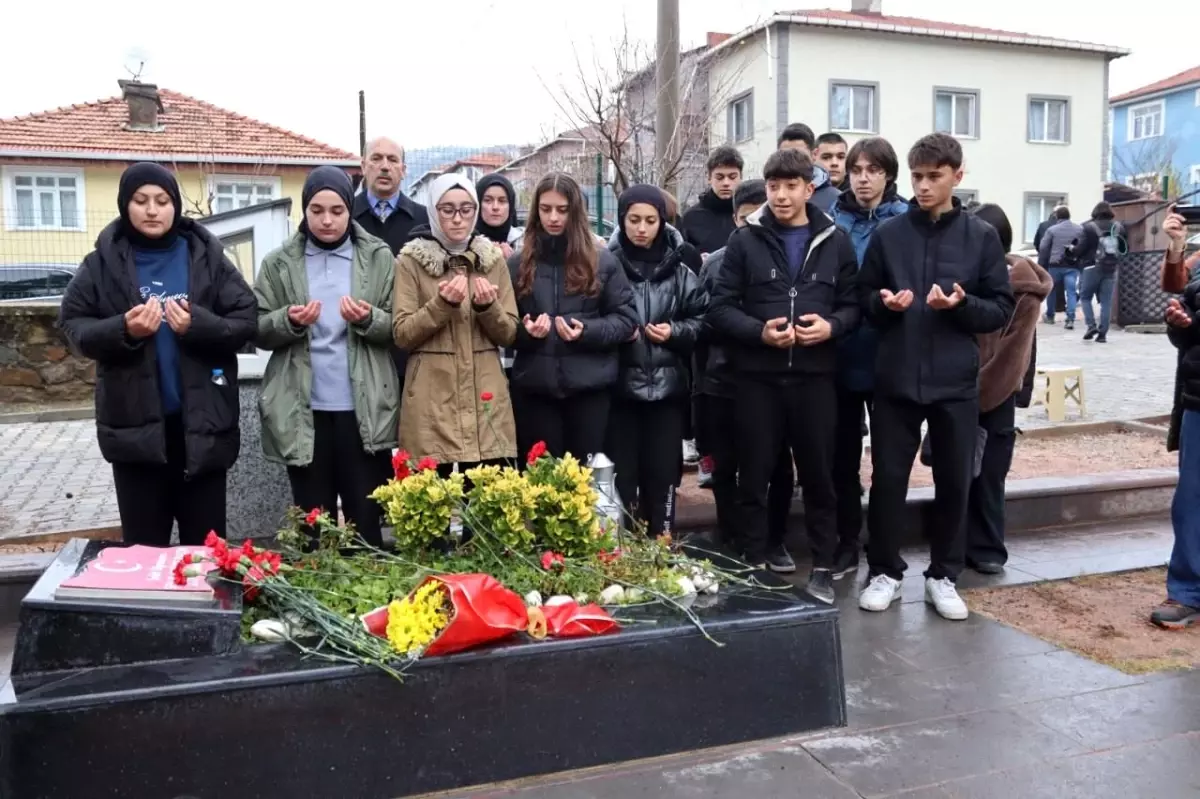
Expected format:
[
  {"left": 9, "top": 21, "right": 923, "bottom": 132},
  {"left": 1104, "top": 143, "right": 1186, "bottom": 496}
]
[{"left": 0, "top": 407, "right": 94, "bottom": 425}]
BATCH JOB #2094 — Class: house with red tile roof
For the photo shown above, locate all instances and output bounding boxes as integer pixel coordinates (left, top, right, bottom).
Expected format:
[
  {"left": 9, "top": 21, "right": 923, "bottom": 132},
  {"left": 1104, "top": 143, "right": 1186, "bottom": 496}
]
[
  {"left": 408, "top": 152, "right": 511, "bottom": 206},
  {"left": 700, "top": 1, "right": 1128, "bottom": 244},
  {"left": 0, "top": 81, "right": 359, "bottom": 266},
  {"left": 1109, "top": 66, "right": 1200, "bottom": 197}
]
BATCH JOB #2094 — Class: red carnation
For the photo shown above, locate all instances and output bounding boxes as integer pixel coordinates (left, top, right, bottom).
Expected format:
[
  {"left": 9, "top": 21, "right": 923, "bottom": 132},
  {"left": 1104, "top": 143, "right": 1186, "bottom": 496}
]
[
  {"left": 480, "top": 391, "right": 494, "bottom": 402},
  {"left": 172, "top": 560, "right": 188, "bottom": 586},
  {"left": 241, "top": 539, "right": 257, "bottom": 557},
  {"left": 540, "top": 551, "right": 565, "bottom": 570},
  {"left": 527, "top": 441, "right": 548, "bottom": 464},
  {"left": 204, "top": 531, "right": 222, "bottom": 549},
  {"left": 392, "top": 449, "right": 412, "bottom": 480},
  {"left": 305, "top": 507, "right": 322, "bottom": 526},
  {"left": 416, "top": 456, "right": 438, "bottom": 472}
]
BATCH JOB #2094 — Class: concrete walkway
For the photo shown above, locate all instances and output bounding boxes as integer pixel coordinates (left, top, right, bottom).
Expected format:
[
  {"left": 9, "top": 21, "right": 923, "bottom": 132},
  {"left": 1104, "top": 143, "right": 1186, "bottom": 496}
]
[{"left": 422, "top": 518, "right": 1198, "bottom": 798}]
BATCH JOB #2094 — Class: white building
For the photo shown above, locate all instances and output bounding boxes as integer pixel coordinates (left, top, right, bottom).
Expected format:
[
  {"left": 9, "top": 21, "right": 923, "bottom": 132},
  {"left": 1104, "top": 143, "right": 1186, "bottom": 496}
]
[{"left": 701, "top": 2, "right": 1128, "bottom": 245}]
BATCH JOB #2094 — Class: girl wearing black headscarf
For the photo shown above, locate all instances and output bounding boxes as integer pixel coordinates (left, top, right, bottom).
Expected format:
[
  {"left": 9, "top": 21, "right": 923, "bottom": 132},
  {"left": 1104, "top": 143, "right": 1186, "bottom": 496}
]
[
  {"left": 476, "top": 173, "right": 525, "bottom": 257},
  {"left": 59, "top": 162, "right": 257, "bottom": 546},
  {"left": 605, "top": 185, "right": 708, "bottom": 537},
  {"left": 253, "top": 166, "right": 399, "bottom": 547}
]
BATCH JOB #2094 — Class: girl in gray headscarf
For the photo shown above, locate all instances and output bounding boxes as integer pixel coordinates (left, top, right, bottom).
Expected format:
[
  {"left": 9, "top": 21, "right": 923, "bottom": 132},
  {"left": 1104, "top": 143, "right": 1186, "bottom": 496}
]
[{"left": 392, "top": 174, "right": 520, "bottom": 473}]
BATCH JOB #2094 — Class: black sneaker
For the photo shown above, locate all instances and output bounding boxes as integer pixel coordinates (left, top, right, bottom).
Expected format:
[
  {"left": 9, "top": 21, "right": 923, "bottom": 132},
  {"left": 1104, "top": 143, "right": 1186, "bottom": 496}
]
[
  {"left": 1096, "top": 333, "right": 1107, "bottom": 343},
  {"left": 1083, "top": 327, "right": 1098, "bottom": 340},
  {"left": 832, "top": 547, "right": 860, "bottom": 580},
  {"left": 969, "top": 560, "right": 1005, "bottom": 575},
  {"left": 806, "top": 570, "right": 835, "bottom": 605},
  {"left": 765, "top": 545, "right": 797, "bottom": 574},
  {"left": 1150, "top": 600, "right": 1200, "bottom": 630},
  {"left": 1064, "top": 320, "right": 1075, "bottom": 330}
]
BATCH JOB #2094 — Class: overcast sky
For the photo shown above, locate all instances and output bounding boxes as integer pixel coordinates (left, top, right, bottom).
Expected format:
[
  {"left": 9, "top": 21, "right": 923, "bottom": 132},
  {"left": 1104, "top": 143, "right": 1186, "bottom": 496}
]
[{"left": 3, "top": 0, "right": 1194, "bottom": 159}]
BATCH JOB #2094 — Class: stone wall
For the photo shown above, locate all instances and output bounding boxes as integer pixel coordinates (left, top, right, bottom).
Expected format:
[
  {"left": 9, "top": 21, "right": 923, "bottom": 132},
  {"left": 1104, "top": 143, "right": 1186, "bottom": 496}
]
[{"left": 0, "top": 304, "right": 95, "bottom": 405}]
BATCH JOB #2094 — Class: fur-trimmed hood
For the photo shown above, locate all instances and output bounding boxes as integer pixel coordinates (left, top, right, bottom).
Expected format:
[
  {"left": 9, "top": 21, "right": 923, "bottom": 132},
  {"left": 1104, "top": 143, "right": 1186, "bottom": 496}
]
[{"left": 399, "top": 231, "right": 504, "bottom": 278}]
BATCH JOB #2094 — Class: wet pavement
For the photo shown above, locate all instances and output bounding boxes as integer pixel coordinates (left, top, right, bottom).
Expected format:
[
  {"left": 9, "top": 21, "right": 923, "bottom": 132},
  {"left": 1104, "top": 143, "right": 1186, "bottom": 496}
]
[{"left": 420, "top": 517, "right": 1199, "bottom": 799}]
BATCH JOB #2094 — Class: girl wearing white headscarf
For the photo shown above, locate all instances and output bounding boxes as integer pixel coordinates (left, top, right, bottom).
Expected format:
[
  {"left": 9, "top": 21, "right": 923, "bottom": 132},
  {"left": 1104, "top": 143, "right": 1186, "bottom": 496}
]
[{"left": 392, "top": 174, "right": 519, "bottom": 473}]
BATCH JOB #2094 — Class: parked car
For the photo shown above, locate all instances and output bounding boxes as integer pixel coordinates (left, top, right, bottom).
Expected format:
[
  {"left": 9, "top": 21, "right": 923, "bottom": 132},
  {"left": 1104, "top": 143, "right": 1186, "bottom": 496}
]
[{"left": 0, "top": 263, "right": 77, "bottom": 303}]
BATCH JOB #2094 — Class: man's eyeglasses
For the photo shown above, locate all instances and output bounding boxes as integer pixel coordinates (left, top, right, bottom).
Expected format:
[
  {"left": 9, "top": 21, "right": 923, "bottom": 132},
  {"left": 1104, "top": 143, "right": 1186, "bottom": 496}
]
[{"left": 436, "top": 204, "right": 478, "bottom": 220}]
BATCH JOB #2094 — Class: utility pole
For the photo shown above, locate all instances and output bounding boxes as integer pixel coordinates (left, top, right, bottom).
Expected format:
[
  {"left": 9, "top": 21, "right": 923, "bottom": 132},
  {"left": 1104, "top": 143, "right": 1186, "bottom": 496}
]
[
  {"left": 655, "top": 0, "right": 680, "bottom": 198},
  {"left": 358, "top": 91, "right": 367, "bottom": 158}
]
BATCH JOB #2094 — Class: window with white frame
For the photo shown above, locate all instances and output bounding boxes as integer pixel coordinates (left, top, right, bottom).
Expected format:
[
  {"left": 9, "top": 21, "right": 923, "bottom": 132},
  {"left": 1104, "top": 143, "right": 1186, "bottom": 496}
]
[
  {"left": 3, "top": 168, "right": 85, "bottom": 230},
  {"left": 935, "top": 89, "right": 978, "bottom": 138},
  {"left": 728, "top": 91, "right": 753, "bottom": 143},
  {"left": 1028, "top": 97, "right": 1069, "bottom": 143},
  {"left": 1128, "top": 101, "right": 1164, "bottom": 141},
  {"left": 212, "top": 176, "right": 281, "bottom": 214},
  {"left": 830, "top": 82, "right": 877, "bottom": 133},
  {"left": 1023, "top": 194, "right": 1066, "bottom": 245}
]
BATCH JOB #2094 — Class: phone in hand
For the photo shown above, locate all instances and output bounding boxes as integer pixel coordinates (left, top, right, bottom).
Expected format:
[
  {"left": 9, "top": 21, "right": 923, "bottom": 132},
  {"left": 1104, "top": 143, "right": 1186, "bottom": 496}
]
[{"left": 1174, "top": 204, "right": 1200, "bottom": 225}]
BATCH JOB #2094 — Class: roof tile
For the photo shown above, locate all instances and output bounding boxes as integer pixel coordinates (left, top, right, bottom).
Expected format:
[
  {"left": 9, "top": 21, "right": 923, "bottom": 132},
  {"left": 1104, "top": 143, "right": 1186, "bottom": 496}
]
[
  {"left": 1110, "top": 65, "right": 1200, "bottom": 104},
  {"left": 0, "top": 89, "right": 357, "bottom": 162}
]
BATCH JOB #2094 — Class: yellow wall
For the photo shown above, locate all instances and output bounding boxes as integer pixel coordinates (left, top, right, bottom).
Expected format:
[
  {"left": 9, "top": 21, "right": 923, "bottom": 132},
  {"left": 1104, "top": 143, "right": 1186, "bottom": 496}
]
[{"left": 0, "top": 162, "right": 309, "bottom": 266}]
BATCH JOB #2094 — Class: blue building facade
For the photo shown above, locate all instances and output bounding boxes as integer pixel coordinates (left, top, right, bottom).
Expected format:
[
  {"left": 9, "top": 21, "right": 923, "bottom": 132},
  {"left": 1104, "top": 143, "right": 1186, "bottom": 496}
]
[{"left": 1110, "top": 67, "right": 1200, "bottom": 195}]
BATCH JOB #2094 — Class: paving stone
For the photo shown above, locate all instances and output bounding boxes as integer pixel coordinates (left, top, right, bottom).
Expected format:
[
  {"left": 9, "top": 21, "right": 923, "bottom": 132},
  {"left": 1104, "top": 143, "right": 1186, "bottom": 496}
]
[
  {"left": 1014, "top": 672, "right": 1200, "bottom": 751},
  {"left": 804, "top": 710, "right": 1089, "bottom": 797},
  {"left": 938, "top": 733, "right": 1200, "bottom": 799}
]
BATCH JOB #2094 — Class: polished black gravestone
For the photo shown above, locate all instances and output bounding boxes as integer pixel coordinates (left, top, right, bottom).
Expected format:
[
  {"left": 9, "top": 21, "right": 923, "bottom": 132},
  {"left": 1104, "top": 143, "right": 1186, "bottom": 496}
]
[
  {"left": 9, "top": 539, "right": 242, "bottom": 677},
  {"left": 0, "top": 540, "right": 845, "bottom": 799}
]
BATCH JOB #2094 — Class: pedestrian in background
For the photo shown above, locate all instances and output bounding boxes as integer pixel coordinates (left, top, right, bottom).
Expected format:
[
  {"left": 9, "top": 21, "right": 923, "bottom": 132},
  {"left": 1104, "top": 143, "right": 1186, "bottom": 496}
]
[
  {"left": 254, "top": 166, "right": 398, "bottom": 547},
  {"left": 1077, "top": 201, "right": 1127, "bottom": 343},
  {"left": 777, "top": 123, "right": 839, "bottom": 215},
  {"left": 607, "top": 185, "right": 708, "bottom": 537},
  {"left": 393, "top": 174, "right": 518, "bottom": 474},
  {"left": 509, "top": 173, "right": 637, "bottom": 462},
  {"left": 59, "top": 162, "right": 256, "bottom": 546},
  {"left": 1038, "top": 206, "right": 1084, "bottom": 329}
]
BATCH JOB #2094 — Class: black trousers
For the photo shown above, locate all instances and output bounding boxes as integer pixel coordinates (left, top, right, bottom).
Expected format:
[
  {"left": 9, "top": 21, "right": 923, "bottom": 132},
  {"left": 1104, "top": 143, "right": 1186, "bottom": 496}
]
[
  {"left": 697, "top": 393, "right": 739, "bottom": 545},
  {"left": 286, "top": 411, "right": 392, "bottom": 547},
  {"left": 833, "top": 387, "right": 873, "bottom": 556},
  {"left": 766, "top": 446, "right": 796, "bottom": 547},
  {"left": 608, "top": 398, "right": 685, "bottom": 537},
  {"left": 867, "top": 395, "right": 978, "bottom": 582},
  {"left": 112, "top": 414, "right": 227, "bottom": 547},
  {"left": 967, "top": 395, "right": 1016, "bottom": 567},
  {"left": 735, "top": 375, "right": 838, "bottom": 566},
  {"left": 513, "top": 388, "right": 611, "bottom": 464}
]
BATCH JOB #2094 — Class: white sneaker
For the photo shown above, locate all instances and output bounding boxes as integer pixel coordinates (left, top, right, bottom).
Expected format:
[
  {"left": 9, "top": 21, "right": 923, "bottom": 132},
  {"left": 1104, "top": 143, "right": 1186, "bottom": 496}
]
[
  {"left": 858, "top": 574, "right": 902, "bottom": 612},
  {"left": 682, "top": 439, "right": 700, "bottom": 466},
  {"left": 924, "top": 577, "right": 969, "bottom": 621}
]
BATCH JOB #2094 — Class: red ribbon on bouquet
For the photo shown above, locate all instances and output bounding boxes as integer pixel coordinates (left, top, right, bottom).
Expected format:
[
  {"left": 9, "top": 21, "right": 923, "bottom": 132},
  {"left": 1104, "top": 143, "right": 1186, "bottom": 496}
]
[{"left": 360, "top": 573, "right": 619, "bottom": 656}]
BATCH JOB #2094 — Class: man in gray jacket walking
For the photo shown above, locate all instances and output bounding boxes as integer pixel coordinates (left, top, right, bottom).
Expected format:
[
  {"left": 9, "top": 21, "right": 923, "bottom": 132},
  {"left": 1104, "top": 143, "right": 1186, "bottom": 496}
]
[{"left": 1038, "top": 206, "right": 1085, "bottom": 329}]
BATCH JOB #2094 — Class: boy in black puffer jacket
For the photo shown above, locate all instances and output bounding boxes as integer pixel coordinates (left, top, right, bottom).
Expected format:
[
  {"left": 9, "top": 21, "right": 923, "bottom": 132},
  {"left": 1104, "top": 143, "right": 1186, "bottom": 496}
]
[
  {"left": 857, "top": 134, "right": 1014, "bottom": 622},
  {"left": 708, "top": 149, "right": 860, "bottom": 603}
]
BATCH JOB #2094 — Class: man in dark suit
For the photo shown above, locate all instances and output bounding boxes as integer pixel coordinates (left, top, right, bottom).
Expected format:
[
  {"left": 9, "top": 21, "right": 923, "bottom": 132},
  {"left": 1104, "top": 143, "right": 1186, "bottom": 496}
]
[{"left": 353, "top": 137, "right": 429, "bottom": 252}]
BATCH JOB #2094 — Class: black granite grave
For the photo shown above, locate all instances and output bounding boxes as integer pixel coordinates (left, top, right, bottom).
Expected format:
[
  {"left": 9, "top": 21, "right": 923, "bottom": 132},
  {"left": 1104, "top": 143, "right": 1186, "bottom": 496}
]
[{"left": 0, "top": 539, "right": 846, "bottom": 799}]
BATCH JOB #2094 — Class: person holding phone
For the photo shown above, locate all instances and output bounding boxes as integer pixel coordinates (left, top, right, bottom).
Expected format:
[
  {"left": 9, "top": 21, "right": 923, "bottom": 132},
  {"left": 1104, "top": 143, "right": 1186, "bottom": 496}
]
[
  {"left": 707, "top": 148, "right": 860, "bottom": 603},
  {"left": 508, "top": 173, "right": 637, "bottom": 462},
  {"left": 1156, "top": 223, "right": 1200, "bottom": 629}
]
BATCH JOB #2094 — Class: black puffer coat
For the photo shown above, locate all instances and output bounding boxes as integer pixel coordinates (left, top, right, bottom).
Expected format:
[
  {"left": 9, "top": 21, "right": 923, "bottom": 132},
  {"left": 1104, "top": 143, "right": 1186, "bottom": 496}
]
[
  {"left": 58, "top": 218, "right": 257, "bottom": 476},
  {"left": 609, "top": 229, "right": 708, "bottom": 402},
  {"left": 695, "top": 246, "right": 734, "bottom": 397},
  {"left": 508, "top": 245, "right": 638, "bottom": 398}
]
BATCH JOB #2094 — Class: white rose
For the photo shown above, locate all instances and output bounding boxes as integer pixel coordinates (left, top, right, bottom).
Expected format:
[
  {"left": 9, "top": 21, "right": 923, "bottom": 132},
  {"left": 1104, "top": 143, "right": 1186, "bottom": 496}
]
[
  {"left": 545, "top": 595, "right": 574, "bottom": 607},
  {"left": 524, "top": 590, "right": 543, "bottom": 608},
  {"left": 599, "top": 584, "right": 626, "bottom": 604}
]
